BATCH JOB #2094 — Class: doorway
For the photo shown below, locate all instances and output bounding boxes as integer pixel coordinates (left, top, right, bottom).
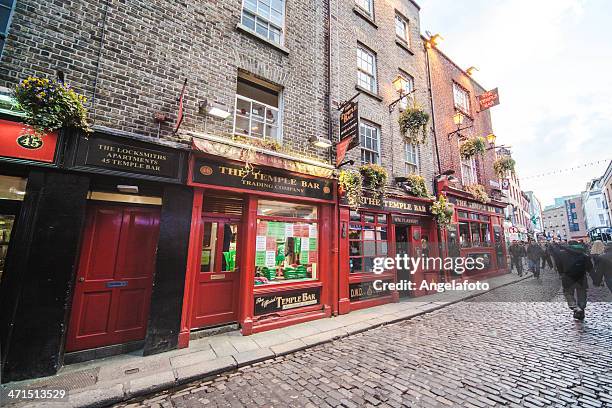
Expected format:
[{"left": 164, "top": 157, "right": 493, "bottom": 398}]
[
  {"left": 190, "top": 215, "right": 241, "bottom": 329},
  {"left": 66, "top": 203, "right": 160, "bottom": 352}
]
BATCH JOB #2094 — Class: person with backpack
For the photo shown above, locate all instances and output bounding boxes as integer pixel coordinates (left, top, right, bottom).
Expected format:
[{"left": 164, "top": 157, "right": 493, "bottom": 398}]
[{"left": 556, "top": 241, "right": 593, "bottom": 320}]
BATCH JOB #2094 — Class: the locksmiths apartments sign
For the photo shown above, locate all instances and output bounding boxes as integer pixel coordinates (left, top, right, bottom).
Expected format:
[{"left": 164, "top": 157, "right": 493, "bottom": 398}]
[
  {"left": 192, "top": 157, "right": 334, "bottom": 201},
  {"left": 71, "top": 133, "right": 184, "bottom": 182}
]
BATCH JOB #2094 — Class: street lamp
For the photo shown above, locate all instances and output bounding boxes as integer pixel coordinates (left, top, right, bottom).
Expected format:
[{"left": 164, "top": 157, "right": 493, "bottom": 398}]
[
  {"left": 452, "top": 111, "right": 465, "bottom": 126},
  {"left": 309, "top": 135, "right": 333, "bottom": 149},
  {"left": 486, "top": 133, "right": 496, "bottom": 147},
  {"left": 388, "top": 76, "right": 416, "bottom": 112}
]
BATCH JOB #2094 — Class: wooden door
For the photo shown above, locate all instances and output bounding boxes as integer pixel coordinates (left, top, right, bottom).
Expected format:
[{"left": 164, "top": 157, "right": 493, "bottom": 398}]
[
  {"left": 66, "top": 204, "right": 160, "bottom": 352},
  {"left": 190, "top": 216, "right": 241, "bottom": 329}
]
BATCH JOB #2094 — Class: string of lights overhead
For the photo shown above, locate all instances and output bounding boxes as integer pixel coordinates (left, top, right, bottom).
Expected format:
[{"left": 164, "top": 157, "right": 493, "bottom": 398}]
[{"left": 521, "top": 158, "right": 610, "bottom": 180}]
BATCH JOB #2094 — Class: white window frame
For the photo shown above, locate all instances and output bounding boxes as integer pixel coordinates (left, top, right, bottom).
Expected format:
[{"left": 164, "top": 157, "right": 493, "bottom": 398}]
[
  {"left": 398, "top": 73, "right": 414, "bottom": 110},
  {"left": 360, "top": 121, "right": 380, "bottom": 164},
  {"left": 405, "top": 142, "right": 418, "bottom": 174},
  {"left": 460, "top": 141, "right": 478, "bottom": 185},
  {"left": 233, "top": 91, "right": 282, "bottom": 142},
  {"left": 395, "top": 13, "right": 409, "bottom": 44},
  {"left": 357, "top": 46, "right": 377, "bottom": 93},
  {"left": 241, "top": 0, "right": 286, "bottom": 45},
  {"left": 453, "top": 82, "right": 470, "bottom": 113},
  {"left": 355, "top": 0, "right": 373, "bottom": 16}
]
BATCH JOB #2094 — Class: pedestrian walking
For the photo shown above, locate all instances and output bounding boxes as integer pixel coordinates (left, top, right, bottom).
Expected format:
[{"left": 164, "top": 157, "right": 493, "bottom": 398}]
[
  {"left": 556, "top": 241, "right": 593, "bottom": 320},
  {"left": 541, "top": 242, "right": 554, "bottom": 269},
  {"left": 509, "top": 241, "right": 526, "bottom": 276},
  {"left": 589, "top": 240, "right": 605, "bottom": 286},
  {"left": 527, "top": 240, "right": 543, "bottom": 278},
  {"left": 597, "top": 243, "right": 612, "bottom": 293}
]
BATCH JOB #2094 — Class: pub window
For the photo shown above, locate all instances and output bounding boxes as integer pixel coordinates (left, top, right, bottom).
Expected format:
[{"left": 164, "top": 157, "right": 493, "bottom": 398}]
[
  {"left": 254, "top": 200, "right": 318, "bottom": 286},
  {"left": 234, "top": 75, "right": 282, "bottom": 142},
  {"left": 360, "top": 121, "right": 380, "bottom": 164},
  {"left": 241, "top": 0, "right": 285, "bottom": 45},
  {"left": 404, "top": 142, "right": 418, "bottom": 174},
  {"left": 357, "top": 46, "right": 377, "bottom": 93},
  {"left": 0, "top": 0, "right": 15, "bottom": 58},
  {"left": 457, "top": 212, "right": 492, "bottom": 248},
  {"left": 459, "top": 142, "right": 478, "bottom": 185},
  {"left": 453, "top": 82, "right": 470, "bottom": 113},
  {"left": 394, "top": 13, "right": 409, "bottom": 44},
  {"left": 355, "top": 0, "right": 373, "bottom": 17},
  {"left": 349, "top": 211, "right": 388, "bottom": 274}
]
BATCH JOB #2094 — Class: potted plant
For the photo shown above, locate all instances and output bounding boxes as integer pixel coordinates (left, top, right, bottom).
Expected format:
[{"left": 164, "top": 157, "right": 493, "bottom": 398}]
[
  {"left": 359, "top": 164, "right": 388, "bottom": 199},
  {"left": 398, "top": 106, "right": 430, "bottom": 145},
  {"left": 465, "top": 184, "right": 490, "bottom": 204},
  {"left": 431, "top": 194, "right": 454, "bottom": 229},
  {"left": 339, "top": 170, "right": 363, "bottom": 209},
  {"left": 459, "top": 136, "right": 486, "bottom": 159},
  {"left": 405, "top": 174, "right": 432, "bottom": 198},
  {"left": 13, "top": 76, "right": 91, "bottom": 135},
  {"left": 493, "top": 156, "right": 516, "bottom": 178}
]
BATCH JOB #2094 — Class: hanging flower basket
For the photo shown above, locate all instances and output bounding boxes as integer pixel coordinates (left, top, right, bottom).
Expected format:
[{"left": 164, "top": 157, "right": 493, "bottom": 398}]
[
  {"left": 465, "top": 184, "right": 490, "bottom": 204},
  {"left": 13, "top": 76, "right": 91, "bottom": 135},
  {"left": 459, "top": 136, "right": 486, "bottom": 159},
  {"left": 359, "top": 164, "right": 388, "bottom": 201},
  {"left": 405, "top": 174, "right": 432, "bottom": 198},
  {"left": 431, "top": 194, "right": 454, "bottom": 229},
  {"left": 339, "top": 170, "right": 363, "bottom": 209},
  {"left": 493, "top": 156, "right": 516, "bottom": 178},
  {"left": 398, "top": 106, "right": 430, "bottom": 145}
]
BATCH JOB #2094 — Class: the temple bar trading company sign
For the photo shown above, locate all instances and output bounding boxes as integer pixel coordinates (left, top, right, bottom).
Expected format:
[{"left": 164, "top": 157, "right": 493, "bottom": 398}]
[
  {"left": 78, "top": 133, "right": 181, "bottom": 179},
  {"left": 254, "top": 287, "right": 321, "bottom": 315},
  {"left": 193, "top": 157, "right": 334, "bottom": 200}
]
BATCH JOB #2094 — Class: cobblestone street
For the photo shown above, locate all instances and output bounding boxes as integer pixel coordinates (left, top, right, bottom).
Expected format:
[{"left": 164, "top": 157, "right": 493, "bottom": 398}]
[{"left": 117, "top": 268, "right": 612, "bottom": 408}]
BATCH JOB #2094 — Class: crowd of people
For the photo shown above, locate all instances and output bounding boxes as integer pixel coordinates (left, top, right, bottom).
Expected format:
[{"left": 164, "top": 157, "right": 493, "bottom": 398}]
[{"left": 508, "top": 238, "right": 612, "bottom": 321}]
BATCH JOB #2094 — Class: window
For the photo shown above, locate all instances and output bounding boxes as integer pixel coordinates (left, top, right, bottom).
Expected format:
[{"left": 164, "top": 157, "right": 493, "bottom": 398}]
[
  {"left": 457, "top": 212, "right": 492, "bottom": 248},
  {"left": 242, "top": 0, "right": 285, "bottom": 44},
  {"left": 398, "top": 74, "right": 414, "bottom": 110},
  {"left": 254, "top": 200, "right": 318, "bottom": 286},
  {"left": 234, "top": 76, "right": 281, "bottom": 142},
  {"left": 360, "top": 121, "right": 380, "bottom": 164},
  {"left": 355, "top": 0, "right": 373, "bottom": 16},
  {"left": 453, "top": 83, "right": 470, "bottom": 113},
  {"left": 460, "top": 153, "right": 478, "bottom": 185},
  {"left": 349, "top": 211, "right": 388, "bottom": 274},
  {"left": 357, "top": 46, "right": 377, "bottom": 93},
  {"left": 600, "top": 214, "right": 605, "bottom": 224},
  {"left": 395, "top": 13, "right": 409, "bottom": 43},
  {"left": 0, "top": 0, "right": 15, "bottom": 57},
  {"left": 405, "top": 142, "right": 418, "bottom": 174}
]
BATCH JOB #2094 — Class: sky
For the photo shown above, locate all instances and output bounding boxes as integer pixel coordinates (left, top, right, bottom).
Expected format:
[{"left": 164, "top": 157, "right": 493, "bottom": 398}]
[{"left": 420, "top": 0, "right": 612, "bottom": 207}]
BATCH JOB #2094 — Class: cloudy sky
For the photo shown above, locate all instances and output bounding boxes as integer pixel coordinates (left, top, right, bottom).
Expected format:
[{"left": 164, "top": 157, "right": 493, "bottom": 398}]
[{"left": 420, "top": 0, "right": 612, "bottom": 207}]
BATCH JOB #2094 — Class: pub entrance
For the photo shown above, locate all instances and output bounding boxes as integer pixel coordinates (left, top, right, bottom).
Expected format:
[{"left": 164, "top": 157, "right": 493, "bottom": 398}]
[
  {"left": 394, "top": 224, "right": 422, "bottom": 298},
  {"left": 190, "top": 195, "right": 243, "bottom": 330}
]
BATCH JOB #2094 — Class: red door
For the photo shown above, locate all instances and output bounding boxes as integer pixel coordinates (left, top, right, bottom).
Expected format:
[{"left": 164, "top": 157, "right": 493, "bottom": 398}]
[
  {"left": 190, "top": 216, "right": 241, "bottom": 329},
  {"left": 66, "top": 204, "right": 160, "bottom": 352}
]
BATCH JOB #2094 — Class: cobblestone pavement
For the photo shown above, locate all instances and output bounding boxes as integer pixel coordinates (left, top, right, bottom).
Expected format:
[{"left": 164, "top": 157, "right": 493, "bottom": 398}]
[{"left": 118, "top": 267, "right": 612, "bottom": 408}]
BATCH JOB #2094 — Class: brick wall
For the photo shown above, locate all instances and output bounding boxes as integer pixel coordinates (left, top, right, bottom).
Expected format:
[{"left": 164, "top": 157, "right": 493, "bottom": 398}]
[
  {"left": 428, "top": 47, "right": 498, "bottom": 193},
  {"left": 330, "top": 0, "right": 437, "bottom": 192},
  {"left": 0, "top": 0, "right": 329, "bottom": 162}
]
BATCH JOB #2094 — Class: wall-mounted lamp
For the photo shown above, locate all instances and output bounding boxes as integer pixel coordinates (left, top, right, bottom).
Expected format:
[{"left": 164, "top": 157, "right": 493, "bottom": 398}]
[
  {"left": 199, "top": 100, "right": 231, "bottom": 119},
  {"left": 425, "top": 33, "right": 443, "bottom": 49},
  {"left": 309, "top": 135, "right": 333, "bottom": 149},
  {"left": 466, "top": 66, "right": 479, "bottom": 76},
  {"left": 448, "top": 110, "right": 473, "bottom": 139},
  {"left": 388, "top": 76, "right": 417, "bottom": 113}
]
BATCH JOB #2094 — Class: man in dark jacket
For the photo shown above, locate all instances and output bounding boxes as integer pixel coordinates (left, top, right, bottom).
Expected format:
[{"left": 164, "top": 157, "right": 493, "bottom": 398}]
[
  {"left": 541, "top": 243, "right": 554, "bottom": 269},
  {"left": 556, "top": 241, "right": 592, "bottom": 320},
  {"left": 597, "top": 244, "right": 612, "bottom": 293},
  {"left": 527, "top": 241, "right": 544, "bottom": 278},
  {"left": 509, "top": 241, "right": 526, "bottom": 276}
]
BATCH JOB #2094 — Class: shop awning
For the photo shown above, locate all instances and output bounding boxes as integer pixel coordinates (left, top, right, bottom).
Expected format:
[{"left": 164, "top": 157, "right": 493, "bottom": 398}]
[{"left": 190, "top": 135, "right": 335, "bottom": 179}]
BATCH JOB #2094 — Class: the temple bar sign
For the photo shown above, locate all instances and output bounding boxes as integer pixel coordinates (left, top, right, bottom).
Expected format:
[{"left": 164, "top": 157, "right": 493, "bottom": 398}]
[
  {"left": 477, "top": 88, "right": 500, "bottom": 111},
  {"left": 193, "top": 157, "right": 334, "bottom": 200}
]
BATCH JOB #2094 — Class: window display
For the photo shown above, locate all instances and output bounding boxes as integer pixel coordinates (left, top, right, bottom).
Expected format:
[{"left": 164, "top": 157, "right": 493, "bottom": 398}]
[
  {"left": 254, "top": 200, "right": 318, "bottom": 285},
  {"left": 457, "top": 212, "right": 492, "bottom": 248},
  {"left": 349, "top": 211, "right": 388, "bottom": 273}
]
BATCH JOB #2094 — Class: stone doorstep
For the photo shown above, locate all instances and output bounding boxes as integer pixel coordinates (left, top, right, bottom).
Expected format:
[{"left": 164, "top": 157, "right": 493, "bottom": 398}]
[{"left": 12, "top": 273, "right": 527, "bottom": 407}]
